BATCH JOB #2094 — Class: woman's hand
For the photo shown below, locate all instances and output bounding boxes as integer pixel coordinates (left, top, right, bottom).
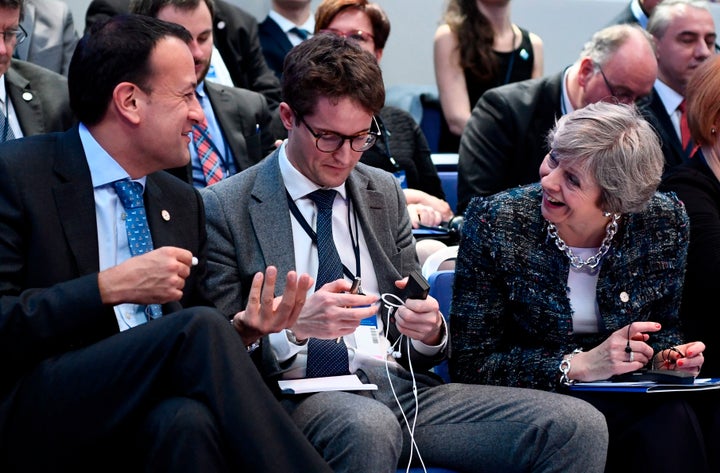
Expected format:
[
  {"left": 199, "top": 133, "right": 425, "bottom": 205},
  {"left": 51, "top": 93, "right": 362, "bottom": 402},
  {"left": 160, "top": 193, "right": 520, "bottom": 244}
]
[
  {"left": 568, "top": 322, "right": 661, "bottom": 382},
  {"left": 653, "top": 341, "right": 705, "bottom": 377}
]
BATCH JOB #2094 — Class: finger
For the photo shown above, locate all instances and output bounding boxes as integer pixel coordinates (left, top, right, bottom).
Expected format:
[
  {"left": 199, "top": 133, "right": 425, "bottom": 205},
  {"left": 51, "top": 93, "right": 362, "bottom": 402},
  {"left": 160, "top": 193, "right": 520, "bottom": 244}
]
[
  {"left": 261, "top": 266, "right": 278, "bottom": 308},
  {"left": 246, "top": 271, "right": 264, "bottom": 312}
]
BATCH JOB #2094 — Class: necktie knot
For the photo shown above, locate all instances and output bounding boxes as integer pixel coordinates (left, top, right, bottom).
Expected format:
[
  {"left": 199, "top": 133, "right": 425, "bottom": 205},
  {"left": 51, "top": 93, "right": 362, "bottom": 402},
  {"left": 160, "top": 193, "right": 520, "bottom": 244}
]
[
  {"left": 308, "top": 189, "right": 337, "bottom": 211},
  {"left": 290, "top": 27, "right": 310, "bottom": 40},
  {"left": 113, "top": 179, "right": 144, "bottom": 209},
  {"left": 678, "top": 100, "right": 686, "bottom": 113}
]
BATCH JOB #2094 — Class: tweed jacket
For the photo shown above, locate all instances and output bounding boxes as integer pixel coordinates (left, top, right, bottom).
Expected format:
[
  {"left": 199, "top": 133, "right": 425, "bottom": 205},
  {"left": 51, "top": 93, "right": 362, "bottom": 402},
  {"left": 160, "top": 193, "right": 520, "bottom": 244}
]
[
  {"left": 450, "top": 184, "right": 689, "bottom": 392},
  {"left": 200, "top": 149, "right": 444, "bottom": 380}
]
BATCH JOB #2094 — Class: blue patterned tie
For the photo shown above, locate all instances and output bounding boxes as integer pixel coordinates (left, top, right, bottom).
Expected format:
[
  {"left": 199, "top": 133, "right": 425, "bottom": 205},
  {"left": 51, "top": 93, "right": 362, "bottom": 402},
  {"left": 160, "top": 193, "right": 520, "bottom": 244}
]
[
  {"left": 113, "top": 179, "right": 163, "bottom": 320},
  {"left": 290, "top": 27, "right": 310, "bottom": 41},
  {"left": 305, "top": 189, "right": 350, "bottom": 378},
  {"left": 0, "top": 106, "right": 15, "bottom": 142}
]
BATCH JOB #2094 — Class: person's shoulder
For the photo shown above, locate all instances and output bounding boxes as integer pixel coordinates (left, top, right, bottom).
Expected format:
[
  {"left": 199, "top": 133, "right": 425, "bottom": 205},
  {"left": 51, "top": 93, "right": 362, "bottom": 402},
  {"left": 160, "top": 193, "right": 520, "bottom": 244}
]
[
  {"left": 205, "top": 81, "right": 267, "bottom": 106},
  {"left": 214, "top": 0, "right": 256, "bottom": 25},
  {"left": 9, "top": 59, "right": 67, "bottom": 83},
  {"left": 379, "top": 106, "right": 415, "bottom": 125},
  {"left": 469, "top": 184, "right": 541, "bottom": 217}
]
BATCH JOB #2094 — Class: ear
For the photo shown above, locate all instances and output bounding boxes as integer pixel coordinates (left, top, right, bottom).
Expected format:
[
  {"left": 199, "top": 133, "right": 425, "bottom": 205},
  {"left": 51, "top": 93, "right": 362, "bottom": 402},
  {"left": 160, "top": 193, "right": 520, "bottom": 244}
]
[
  {"left": 112, "top": 82, "right": 143, "bottom": 125},
  {"left": 577, "top": 58, "right": 596, "bottom": 88},
  {"left": 279, "top": 102, "right": 295, "bottom": 131},
  {"left": 375, "top": 48, "right": 384, "bottom": 63}
]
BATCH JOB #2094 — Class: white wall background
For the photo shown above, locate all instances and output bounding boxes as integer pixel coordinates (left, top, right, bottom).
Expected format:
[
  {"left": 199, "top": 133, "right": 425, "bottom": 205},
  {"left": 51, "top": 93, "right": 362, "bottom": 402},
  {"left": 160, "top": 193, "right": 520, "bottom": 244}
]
[{"left": 62, "top": 0, "right": 720, "bottom": 89}]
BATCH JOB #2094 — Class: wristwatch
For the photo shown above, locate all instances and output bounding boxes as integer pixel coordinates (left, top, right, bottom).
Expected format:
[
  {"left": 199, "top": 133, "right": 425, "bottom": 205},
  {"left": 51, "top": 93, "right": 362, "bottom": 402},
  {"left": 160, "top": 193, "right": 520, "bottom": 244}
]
[{"left": 285, "top": 329, "right": 308, "bottom": 346}]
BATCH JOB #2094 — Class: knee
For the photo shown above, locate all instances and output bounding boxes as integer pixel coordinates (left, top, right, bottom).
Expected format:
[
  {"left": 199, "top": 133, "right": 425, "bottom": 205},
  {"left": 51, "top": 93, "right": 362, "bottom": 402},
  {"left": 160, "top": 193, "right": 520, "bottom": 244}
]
[
  {"left": 552, "top": 395, "right": 609, "bottom": 447},
  {"left": 143, "top": 397, "right": 219, "bottom": 440}
]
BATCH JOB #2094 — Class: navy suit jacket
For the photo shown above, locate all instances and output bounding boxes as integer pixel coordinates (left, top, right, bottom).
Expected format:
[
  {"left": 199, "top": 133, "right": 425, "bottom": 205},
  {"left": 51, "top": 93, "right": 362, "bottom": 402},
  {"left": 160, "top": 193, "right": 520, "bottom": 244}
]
[
  {"left": 640, "top": 88, "right": 689, "bottom": 173},
  {"left": 5, "top": 59, "right": 74, "bottom": 137},
  {"left": 0, "top": 127, "right": 212, "bottom": 368},
  {"left": 457, "top": 71, "right": 563, "bottom": 213},
  {"left": 258, "top": 16, "right": 294, "bottom": 79}
]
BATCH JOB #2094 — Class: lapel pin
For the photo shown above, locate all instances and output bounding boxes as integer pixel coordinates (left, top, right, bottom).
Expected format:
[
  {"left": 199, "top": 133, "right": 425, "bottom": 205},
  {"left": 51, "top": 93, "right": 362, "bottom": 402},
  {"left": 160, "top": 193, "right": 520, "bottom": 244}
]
[
  {"left": 22, "top": 92, "right": 33, "bottom": 101},
  {"left": 161, "top": 210, "right": 170, "bottom": 221},
  {"left": 620, "top": 291, "right": 629, "bottom": 303}
]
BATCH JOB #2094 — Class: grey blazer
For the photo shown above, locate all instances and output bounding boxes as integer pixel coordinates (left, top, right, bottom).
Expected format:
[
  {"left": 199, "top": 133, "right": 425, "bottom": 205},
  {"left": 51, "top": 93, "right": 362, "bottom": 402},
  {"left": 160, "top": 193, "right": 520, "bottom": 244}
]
[
  {"left": 201, "top": 150, "right": 440, "bottom": 379},
  {"left": 15, "top": 0, "right": 79, "bottom": 76},
  {"left": 5, "top": 59, "right": 74, "bottom": 137}
]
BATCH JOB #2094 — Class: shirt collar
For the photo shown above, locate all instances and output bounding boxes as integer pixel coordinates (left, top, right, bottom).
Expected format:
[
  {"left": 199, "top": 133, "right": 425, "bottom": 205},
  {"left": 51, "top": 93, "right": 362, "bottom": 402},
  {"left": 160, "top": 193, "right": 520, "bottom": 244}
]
[
  {"left": 268, "top": 9, "right": 314, "bottom": 34},
  {"left": 79, "top": 122, "right": 148, "bottom": 190},
  {"left": 630, "top": 0, "right": 650, "bottom": 29},
  {"left": 653, "top": 79, "right": 684, "bottom": 116}
]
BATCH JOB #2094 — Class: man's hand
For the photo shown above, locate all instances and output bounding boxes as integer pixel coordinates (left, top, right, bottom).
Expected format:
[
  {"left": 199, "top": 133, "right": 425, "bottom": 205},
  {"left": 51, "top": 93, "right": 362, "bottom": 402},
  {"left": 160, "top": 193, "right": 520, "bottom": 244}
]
[
  {"left": 289, "top": 279, "right": 378, "bottom": 341},
  {"left": 231, "top": 267, "right": 313, "bottom": 347},
  {"left": 98, "top": 246, "right": 194, "bottom": 306},
  {"left": 393, "top": 278, "right": 443, "bottom": 345}
]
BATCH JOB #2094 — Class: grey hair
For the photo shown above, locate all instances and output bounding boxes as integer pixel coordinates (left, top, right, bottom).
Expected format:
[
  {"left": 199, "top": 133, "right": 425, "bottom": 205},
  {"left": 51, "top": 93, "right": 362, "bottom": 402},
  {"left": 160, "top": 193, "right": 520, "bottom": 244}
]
[
  {"left": 648, "top": 0, "right": 711, "bottom": 38},
  {"left": 546, "top": 102, "right": 664, "bottom": 214},
  {"left": 578, "top": 23, "right": 654, "bottom": 66}
]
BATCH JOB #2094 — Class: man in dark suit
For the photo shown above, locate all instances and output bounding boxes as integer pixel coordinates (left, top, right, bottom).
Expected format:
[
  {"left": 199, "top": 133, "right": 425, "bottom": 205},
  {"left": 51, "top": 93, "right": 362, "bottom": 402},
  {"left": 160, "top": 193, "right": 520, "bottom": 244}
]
[
  {"left": 132, "top": 0, "right": 280, "bottom": 187},
  {"left": 457, "top": 24, "right": 657, "bottom": 213},
  {"left": 258, "top": 0, "right": 313, "bottom": 79},
  {"left": 0, "top": 14, "right": 332, "bottom": 472},
  {"left": 200, "top": 33, "right": 609, "bottom": 473},
  {"left": 85, "top": 0, "right": 282, "bottom": 109},
  {"left": 1, "top": 0, "right": 73, "bottom": 142},
  {"left": 640, "top": 0, "right": 716, "bottom": 172},
  {"left": 606, "top": 0, "right": 661, "bottom": 28}
]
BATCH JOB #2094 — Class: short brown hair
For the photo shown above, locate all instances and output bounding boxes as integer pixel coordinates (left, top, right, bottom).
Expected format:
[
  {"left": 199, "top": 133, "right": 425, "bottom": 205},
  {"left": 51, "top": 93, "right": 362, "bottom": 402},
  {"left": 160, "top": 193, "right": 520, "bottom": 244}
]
[
  {"left": 686, "top": 54, "right": 720, "bottom": 147},
  {"left": 314, "top": 0, "right": 390, "bottom": 50}
]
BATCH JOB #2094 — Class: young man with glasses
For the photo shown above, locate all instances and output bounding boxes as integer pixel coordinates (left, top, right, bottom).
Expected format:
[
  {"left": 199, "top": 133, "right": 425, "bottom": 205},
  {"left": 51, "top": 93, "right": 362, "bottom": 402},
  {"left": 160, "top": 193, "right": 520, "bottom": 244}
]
[
  {"left": 457, "top": 23, "right": 656, "bottom": 213},
  {"left": 200, "top": 33, "right": 609, "bottom": 473},
  {"left": 0, "top": 0, "right": 73, "bottom": 143}
]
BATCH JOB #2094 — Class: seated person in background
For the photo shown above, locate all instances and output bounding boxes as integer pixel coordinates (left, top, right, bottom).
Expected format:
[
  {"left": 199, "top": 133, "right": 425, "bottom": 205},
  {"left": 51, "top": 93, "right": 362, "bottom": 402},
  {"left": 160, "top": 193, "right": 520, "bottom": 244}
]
[
  {"left": 200, "top": 32, "right": 609, "bottom": 473},
  {"left": 14, "top": 0, "right": 79, "bottom": 76},
  {"left": 131, "top": 0, "right": 279, "bottom": 187},
  {"left": 606, "top": 0, "right": 661, "bottom": 28},
  {"left": 640, "top": 0, "right": 716, "bottom": 172},
  {"left": 660, "top": 55, "right": 720, "bottom": 378},
  {"left": 457, "top": 23, "right": 656, "bottom": 214},
  {"left": 433, "top": 0, "right": 543, "bottom": 153},
  {"left": 315, "top": 0, "right": 453, "bottom": 229},
  {"left": 259, "top": 0, "right": 314, "bottom": 79},
  {"left": 85, "top": 0, "right": 283, "bottom": 110},
  {"left": 0, "top": 14, "right": 331, "bottom": 472},
  {"left": 451, "top": 101, "right": 720, "bottom": 473},
  {"left": 1, "top": 0, "right": 74, "bottom": 143}
]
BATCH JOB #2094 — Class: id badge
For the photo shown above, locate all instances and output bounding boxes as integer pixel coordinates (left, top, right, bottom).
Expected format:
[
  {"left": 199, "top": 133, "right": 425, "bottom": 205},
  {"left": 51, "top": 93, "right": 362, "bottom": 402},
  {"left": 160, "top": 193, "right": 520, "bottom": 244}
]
[{"left": 393, "top": 170, "right": 408, "bottom": 189}]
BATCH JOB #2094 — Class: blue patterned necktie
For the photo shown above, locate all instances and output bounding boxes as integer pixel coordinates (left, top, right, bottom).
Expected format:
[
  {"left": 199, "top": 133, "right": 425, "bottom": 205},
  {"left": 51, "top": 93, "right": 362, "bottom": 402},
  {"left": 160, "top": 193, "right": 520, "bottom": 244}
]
[
  {"left": 0, "top": 105, "right": 15, "bottom": 143},
  {"left": 305, "top": 189, "right": 350, "bottom": 378},
  {"left": 113, "top": 179, "right": 163, "bottom": 320}
]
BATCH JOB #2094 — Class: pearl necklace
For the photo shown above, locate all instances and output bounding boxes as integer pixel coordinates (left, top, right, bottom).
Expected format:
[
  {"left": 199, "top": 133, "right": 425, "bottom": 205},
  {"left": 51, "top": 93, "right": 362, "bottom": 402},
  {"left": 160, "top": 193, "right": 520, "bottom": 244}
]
[{"left": 546, "top": 214, "right": 621, "bottom": 269}]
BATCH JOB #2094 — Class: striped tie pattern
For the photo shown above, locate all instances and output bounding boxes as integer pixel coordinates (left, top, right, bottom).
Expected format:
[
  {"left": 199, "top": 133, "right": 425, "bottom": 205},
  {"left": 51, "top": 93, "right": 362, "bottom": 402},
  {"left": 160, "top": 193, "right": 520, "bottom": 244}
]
[{"left": 0, "top": 106, "right": 15, "bottom": 143}]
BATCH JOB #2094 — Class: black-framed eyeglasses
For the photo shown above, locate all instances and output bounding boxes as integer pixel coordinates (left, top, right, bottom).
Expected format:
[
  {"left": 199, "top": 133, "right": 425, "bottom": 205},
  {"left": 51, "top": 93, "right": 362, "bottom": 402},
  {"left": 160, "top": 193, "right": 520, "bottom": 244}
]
[
  {"left": 295, "top": 111, "right": 381, "bottom": 153},
  {"left": 319, "top": 28, "right": 374, "bottom": 44},
  {"left": 0, "top": 24, "right": 27, "bottom": 45},
  {"left": 594, "top": 63, "right": 636, "bottom": 104}
]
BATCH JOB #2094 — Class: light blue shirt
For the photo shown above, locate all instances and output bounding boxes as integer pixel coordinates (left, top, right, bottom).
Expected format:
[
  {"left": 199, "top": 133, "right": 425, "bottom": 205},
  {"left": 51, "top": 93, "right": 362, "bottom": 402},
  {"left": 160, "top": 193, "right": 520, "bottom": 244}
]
[
  {"left": 80, "top": 123, "right": 151, "bottom": 330},
  {"left": 189, "top": 82, "right": 236, "bottom": 187},
  {"left": 630, "top": 0, "right": 650, "bottom": 29}
]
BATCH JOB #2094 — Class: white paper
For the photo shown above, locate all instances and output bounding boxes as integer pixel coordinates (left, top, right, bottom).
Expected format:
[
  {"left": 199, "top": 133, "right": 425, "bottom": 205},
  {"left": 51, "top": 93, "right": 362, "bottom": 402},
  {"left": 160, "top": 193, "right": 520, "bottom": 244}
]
[{"left": 278, "top": 374, "right": 378, "bottom": 395}]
